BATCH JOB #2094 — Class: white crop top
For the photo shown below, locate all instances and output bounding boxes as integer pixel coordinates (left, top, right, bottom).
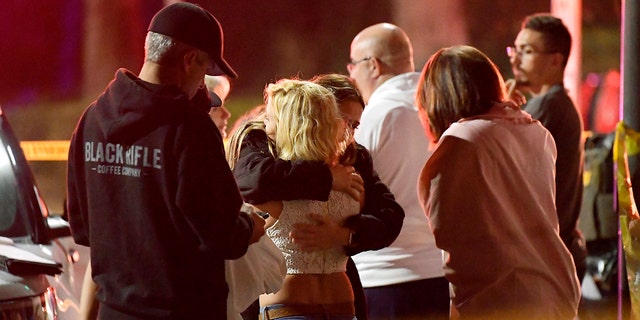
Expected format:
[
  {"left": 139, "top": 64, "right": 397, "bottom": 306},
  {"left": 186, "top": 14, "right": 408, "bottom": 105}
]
[{"left": 266, "top": 190, "right": 359, "bottom": 274}]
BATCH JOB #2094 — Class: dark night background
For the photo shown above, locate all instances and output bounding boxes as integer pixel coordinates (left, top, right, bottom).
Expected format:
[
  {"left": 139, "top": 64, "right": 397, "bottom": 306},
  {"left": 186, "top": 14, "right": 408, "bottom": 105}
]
[
  {"left": 0, "top": 2, "right": 630, "bottom": 318},
  {"left": 0, "top": 0, "right": 622, "bottom": 220},
  {"left": 0, "top": 0, "right": 623, "bottom": 245},
  {"left": 0, "top": 0, "right": 621, "bottom": 108}
]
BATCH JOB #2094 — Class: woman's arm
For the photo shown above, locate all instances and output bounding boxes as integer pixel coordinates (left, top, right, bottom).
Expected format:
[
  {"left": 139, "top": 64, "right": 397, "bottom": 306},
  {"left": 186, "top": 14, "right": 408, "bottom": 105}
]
[
  {"left": 343, "top": 145, "right": 404, "bottom": 255},
  {"left": 233, "top": 129, "right": 331, "bottom": 203},
  {"left": 252, "top": 201, "right": 283, "bottom": 229},
  {"left": 233, "top": 129, "right": 362, "bottom": 203},
  {"left": 290, "top": 145, "right": 405, "bottom": 255}
]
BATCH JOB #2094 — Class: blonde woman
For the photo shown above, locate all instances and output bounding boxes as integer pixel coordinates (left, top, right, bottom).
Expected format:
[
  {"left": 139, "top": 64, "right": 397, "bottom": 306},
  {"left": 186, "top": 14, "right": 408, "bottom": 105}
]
[{"left": 254, "top": 79, "right": 359, "bottom": 320}]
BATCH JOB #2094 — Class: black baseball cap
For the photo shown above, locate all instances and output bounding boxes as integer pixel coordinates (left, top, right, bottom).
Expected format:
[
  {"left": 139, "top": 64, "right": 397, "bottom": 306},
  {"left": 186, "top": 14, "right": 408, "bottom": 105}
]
[{"left": 148, "top": 2, "right": 238, "bottom": 78}]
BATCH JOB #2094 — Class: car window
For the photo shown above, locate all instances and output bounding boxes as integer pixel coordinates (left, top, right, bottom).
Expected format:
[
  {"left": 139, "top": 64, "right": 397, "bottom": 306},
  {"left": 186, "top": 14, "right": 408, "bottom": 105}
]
[{"left": 0, "top": 135, "right": 31, "bottom": 238}]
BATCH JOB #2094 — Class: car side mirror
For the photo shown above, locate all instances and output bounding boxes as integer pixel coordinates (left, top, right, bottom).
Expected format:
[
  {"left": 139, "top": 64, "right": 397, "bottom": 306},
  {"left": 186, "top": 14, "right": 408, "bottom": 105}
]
[{"left": 46, "top": 215, "right": 72, "bottom": 239}]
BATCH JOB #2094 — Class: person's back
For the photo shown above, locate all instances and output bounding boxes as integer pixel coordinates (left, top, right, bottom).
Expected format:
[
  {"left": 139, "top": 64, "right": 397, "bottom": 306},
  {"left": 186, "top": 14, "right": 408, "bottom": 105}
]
[
  {"left": 263, "top": 190, "right": 359, "bottom": 308},
  {"left": 417, "top": 45, "right": 580, "bottom": 319},
  {"left": 352, "top": 71, "right": 438, "bottom": 286},
  {"left": 269, "top": 192, "right": 359, "bottom": 275},
  {"left": 228, "top": 74, "right": 404, "bottom": 320},
  {"left": 255, "top": 79, "right": 358, "bottom": 319},
  {"left": 75, "top": 82, "right": 236, "bottom": 316},
  {"left": 348, "top": 22, "right": 448, "bottom": 319},
  {"left": 66, "top": 3, "right": 263, "bottom": 318},
  {"left": 424, "top": 111, "right": 580, "bottom": 319}
]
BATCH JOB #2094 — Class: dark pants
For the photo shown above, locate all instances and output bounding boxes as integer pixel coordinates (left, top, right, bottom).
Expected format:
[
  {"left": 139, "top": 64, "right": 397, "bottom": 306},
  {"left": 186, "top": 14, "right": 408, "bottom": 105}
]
[
  {"left": 346, "top": 258, "right": 367, "bottom": 320},
  {"left": 567, "top": 229, "right": 588, "bottom": 282},
  {"left": 98, "top": 300, "right": 225, "bottom": 319},
  {"left": 98, "top": 304, "right": 142, "bottom": 320},
  {"left": 242, "top": 300, "right": 260, "bottom": 320},
  {"left": 259, "top": 303, "right": 355, "bottom": 320},
  {"left": 364, "top": 277, "right": 449, "bottom": 320}
]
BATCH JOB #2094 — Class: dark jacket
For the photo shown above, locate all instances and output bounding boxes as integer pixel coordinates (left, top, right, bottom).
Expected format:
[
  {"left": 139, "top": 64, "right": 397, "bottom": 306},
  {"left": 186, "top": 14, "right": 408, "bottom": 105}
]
[
  {"left": 524, "top": 84, "right": 586, "bottom": 278},
  {"left": 67, "top": 69, "right": 253, "bottom": 319},
  {"left": 233, "top": 128, "right": 404, "bottom": 255}
]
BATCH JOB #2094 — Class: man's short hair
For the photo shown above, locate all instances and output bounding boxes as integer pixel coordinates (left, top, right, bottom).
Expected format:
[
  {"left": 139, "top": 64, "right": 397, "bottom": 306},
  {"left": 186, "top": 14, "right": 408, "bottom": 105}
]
[
  {"left": 522, "top": 13, "right": 572, "bottom": 67},
  {"left": 145, "top": 31, "right": 188, "bottom": 67}
]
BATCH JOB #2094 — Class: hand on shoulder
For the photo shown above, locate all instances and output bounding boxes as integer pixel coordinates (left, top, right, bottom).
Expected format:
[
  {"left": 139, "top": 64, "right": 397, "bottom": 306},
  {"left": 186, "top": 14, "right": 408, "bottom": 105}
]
[{"left": 330, "top": 164, "right": 364, "bottom": 202}]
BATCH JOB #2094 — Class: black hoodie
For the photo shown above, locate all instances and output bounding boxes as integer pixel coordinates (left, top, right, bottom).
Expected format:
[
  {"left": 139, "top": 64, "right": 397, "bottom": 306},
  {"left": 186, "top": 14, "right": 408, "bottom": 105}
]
[{"left": 67, "top": 69, "right": 253, "bottom": 319}]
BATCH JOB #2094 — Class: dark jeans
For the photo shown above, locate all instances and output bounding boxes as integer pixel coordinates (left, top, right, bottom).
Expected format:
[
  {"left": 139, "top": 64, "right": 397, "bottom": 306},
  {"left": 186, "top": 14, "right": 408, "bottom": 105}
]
[
  {"left": 364, "top": 277, "right": 449, "bottom": 320},
  {"left": 259, "top": 303, "right": 355, "bottom": 320}
]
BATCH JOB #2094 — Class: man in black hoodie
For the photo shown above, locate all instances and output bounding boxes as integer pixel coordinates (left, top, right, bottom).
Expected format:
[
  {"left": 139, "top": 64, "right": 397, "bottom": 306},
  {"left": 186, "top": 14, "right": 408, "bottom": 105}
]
[{"left": 66, "top": 3, "right": 264, "bottom": 319}]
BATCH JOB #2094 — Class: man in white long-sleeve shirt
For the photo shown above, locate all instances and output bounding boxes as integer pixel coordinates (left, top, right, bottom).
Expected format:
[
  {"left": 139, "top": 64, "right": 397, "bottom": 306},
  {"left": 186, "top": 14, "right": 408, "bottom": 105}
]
[{"left": 347, "top": 22, "right": 449, "bottom": 319}]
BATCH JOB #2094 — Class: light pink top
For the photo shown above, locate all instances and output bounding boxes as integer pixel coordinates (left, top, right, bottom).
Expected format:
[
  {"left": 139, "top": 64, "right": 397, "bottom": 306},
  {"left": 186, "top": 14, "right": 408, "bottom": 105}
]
[{"left": 419, "top": 103, "right": 581, "bottom": 319}]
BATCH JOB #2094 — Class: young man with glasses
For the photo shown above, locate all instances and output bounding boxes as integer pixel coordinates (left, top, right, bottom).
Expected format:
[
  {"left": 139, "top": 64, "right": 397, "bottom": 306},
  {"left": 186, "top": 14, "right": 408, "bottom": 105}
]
[{"left": 508, "top": 13, "right": 587, "bottom": 284}]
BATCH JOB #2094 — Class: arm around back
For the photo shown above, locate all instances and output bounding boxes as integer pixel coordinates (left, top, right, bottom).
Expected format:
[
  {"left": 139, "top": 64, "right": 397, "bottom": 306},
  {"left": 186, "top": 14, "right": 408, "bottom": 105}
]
[
  {"left": 233, "top": 128, "right": 333, "bottom": 203},
  {"left": 344, "top": 144, "right": 404, "bottom": 256}
]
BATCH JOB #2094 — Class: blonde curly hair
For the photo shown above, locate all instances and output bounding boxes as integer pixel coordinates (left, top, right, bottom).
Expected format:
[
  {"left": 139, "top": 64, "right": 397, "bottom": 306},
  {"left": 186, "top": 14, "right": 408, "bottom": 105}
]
[{"left": 265, "top": 79, "right": 342, "bottom": 164}]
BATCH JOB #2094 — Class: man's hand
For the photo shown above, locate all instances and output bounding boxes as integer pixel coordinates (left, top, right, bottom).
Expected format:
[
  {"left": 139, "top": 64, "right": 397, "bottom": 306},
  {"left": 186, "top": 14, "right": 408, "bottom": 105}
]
[
  {"left": 505, "top": 79, "right": 528, "bottom": 107},
  {"left": 330, "top": 164, "right": 364, "bottom": 202},
  {"left": 290, "top": 213, "right": 350, "bottom": 251},
  {"left": 249, "top": 212, "right": 266, "bottom": 244}
]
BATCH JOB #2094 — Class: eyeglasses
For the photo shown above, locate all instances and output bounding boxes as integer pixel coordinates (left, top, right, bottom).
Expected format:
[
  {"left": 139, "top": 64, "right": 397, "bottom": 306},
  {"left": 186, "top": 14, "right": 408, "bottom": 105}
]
[
  {"left": 346, "top": 56, "right": 372, "bottom": 72},
  {"left": 506, "top": 46, "right": 554, "bottom": 60}
]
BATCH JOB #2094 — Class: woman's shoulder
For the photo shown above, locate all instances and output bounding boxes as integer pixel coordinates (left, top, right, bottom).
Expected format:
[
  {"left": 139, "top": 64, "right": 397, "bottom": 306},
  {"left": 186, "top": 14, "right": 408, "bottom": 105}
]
[{"left": 441, "top": 120, "right": 487, "bottom": 142}]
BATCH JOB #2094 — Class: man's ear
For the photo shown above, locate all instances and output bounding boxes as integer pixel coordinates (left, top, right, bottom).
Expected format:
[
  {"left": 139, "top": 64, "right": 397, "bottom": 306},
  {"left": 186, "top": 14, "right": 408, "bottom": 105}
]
[
  {"left": 183, "top": 49, "right": 198, "bottom": 72},
  {"left": 551, "top": 52, "right": 565, "bottom": 68},
  {"left": 370, "top": 57, "right": 382, "bottom": 78}
]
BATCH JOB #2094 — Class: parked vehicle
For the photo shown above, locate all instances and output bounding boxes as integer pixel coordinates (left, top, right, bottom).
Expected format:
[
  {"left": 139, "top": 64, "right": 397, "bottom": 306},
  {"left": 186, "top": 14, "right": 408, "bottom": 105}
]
[
  {"left": 0, "top": 236, "right": 60, "bottom": 319},
  {"left": 0, "top": 105, "right": 89, "bottom": 319}
]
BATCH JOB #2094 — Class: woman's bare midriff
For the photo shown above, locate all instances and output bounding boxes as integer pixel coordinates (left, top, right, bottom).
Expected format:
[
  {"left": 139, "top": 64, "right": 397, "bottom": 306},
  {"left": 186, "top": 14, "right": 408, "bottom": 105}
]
[{"left": 259, "top": 272, "right": 354, "bottom": 307}]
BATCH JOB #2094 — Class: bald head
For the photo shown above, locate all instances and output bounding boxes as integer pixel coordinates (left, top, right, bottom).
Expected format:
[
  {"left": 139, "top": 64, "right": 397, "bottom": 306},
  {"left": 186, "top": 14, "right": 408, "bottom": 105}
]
[
  {"left": 348, "top": 23, "right": 415, "bottom": 103},
  {"left": 204, "top": 75, "right": 231, "bottom": 101},
  {"left": 351, "top": 23, "right": 415, "bottom": 73}
]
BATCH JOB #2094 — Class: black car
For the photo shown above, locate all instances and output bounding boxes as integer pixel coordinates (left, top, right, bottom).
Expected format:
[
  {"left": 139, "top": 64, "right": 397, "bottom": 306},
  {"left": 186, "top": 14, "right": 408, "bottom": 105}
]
[
  {"left": 0, "top": 105, "right": 89, "bottom": 319},
  {"left": 0, "top": 238, "right": 59, "bottom": 319}
]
